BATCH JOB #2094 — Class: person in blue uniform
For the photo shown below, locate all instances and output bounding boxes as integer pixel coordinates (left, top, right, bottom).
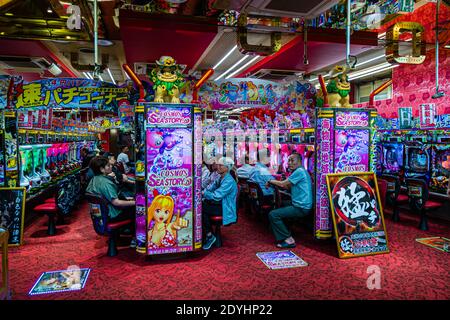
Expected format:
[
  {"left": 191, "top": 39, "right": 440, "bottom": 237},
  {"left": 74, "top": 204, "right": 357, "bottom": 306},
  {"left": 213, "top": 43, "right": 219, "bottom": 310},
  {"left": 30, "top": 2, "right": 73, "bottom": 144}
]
[
  {"left": 202, "top": 157, "right": 238, "bottom": 250},
  {"left": 236, "top": 155, "right": 254, "bottom": 179},
  {"left": 266, "top": 153, "right": 313, "bottom": 248},
  {"left": 249, "top": 158, "right": 275, "bottom": 197}
]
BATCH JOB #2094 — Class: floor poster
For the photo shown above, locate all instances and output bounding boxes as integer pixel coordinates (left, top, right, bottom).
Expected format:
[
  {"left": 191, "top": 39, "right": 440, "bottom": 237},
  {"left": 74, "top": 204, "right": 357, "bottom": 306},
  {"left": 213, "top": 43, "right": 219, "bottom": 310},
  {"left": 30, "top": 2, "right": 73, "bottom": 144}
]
[
  {"left": 416, "top": 237, "right": 450, "bottom": 253},
  {"left": 256, "top": 250, "right": 308, "bottom": 270},
  {"left": 29, "top": 268, "right": 91, "bottom": 295}
]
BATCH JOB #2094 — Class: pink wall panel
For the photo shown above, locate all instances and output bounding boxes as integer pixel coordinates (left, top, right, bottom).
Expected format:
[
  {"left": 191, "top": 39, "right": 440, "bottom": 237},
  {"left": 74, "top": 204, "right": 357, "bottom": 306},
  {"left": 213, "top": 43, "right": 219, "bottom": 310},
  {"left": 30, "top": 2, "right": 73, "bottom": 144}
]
[{"left": 374, "top": 49, "right": 450, "bottom": 118}]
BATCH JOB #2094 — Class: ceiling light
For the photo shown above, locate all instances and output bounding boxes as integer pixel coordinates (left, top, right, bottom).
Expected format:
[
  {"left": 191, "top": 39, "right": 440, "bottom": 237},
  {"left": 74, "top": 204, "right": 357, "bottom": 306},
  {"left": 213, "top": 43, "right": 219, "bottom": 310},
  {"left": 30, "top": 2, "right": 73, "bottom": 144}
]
[
  {"left": 83, "top": 72, "right": 92, "bottom": 80},
  {"left": 215, "top": 55, "right": 250, "bottom": 81},
  {"left": 124, "top": 72, "right": 130, "bottom": 80},
  {"left": 106, "top": 68, "right": 116, "bottom": 85},
  {"left": 47, "top": 8, "right": 53, "bottom": 13},
  {"left": 5, "top": 13, "right": 13, "bottom": 16},
  {"left": 348, "top": 62, "right": 392, "bottom": 79},
  {"left": 349, "top": 64, "right": 398, "bottom": 81},
  {"left": 445, "top": 45, "right": 450, "bottom": 49},
  {"left": 309, "top": 75, "right": 328, "bottom": 83},
  {"left": 226, "top": 55, "right": 260, "bottom": 79},
  {"left": 99, "top": 75, "right": 104, "bottom": 81},
  {"left": 213, "top": 45, "right": 237, "bottom": 70},
  {"left": 98, "top": 39, "right": 114, "bottom": 47},
  {"left": 355, "top": 54, "right": 385, "bottom": 67}
]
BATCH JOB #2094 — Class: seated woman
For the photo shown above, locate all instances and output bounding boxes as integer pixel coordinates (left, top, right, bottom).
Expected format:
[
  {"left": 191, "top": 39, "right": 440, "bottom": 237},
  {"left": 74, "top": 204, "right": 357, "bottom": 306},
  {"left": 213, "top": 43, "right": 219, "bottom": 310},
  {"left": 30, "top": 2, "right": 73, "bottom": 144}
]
[
  {"left": 86, "top": 156, "right": 136, "bottom": 222},
  {"left": 202, "top": 157, "right": 238, "bottom": 250}
]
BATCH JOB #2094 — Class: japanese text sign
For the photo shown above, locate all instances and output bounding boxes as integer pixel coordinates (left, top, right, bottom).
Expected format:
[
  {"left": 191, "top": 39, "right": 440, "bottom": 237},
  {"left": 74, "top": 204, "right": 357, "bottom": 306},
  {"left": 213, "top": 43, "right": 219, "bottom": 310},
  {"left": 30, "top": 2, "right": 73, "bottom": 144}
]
[
  {"left": 0, "top": 187, "right": 26, "bottom": 246},
  {"left": 14, "top": 78, "right": 128, "bottom": 111},
  {"left": 326, "top": 172, "right": 389, "bottom": 258}
]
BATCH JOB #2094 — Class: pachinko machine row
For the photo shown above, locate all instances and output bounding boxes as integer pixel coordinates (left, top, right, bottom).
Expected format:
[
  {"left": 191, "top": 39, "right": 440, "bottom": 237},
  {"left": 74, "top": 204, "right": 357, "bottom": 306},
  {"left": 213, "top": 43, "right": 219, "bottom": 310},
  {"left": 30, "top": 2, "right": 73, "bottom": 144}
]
[
  {"left": 16, "top": 129, "right": 97, "bottom": 193},
  {"left": 376, "top": 129, "right": 450, "bottom": 196}
]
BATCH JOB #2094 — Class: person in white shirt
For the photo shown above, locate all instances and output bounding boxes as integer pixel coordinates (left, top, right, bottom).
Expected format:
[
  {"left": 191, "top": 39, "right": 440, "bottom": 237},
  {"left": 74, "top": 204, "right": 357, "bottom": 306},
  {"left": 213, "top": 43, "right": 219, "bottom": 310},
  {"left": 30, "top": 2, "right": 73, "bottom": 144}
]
[{"left": 117, "top": 145, "right": 131, "bottom": 174}]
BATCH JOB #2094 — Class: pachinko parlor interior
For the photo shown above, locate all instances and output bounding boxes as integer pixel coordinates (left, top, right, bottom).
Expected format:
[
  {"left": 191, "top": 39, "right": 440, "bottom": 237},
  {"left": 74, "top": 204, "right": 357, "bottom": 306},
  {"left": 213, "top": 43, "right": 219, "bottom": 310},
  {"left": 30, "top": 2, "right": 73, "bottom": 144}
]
[{"left": 0, "top": 0, "right": 449, "bottom": 302}]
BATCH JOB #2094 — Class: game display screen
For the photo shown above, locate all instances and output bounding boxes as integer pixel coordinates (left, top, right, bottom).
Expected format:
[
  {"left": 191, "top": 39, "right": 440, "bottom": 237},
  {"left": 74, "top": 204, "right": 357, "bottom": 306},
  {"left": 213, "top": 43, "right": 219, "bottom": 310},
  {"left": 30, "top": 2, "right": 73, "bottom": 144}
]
[
  {"left": 375, "top": 144, "right": 383, "bottom": 175},
  {"left": 430, "top": 146, "right": 450, "bottom": 193},
  {"left": 334, "top": 129, "right": 369, "bottom": 173},
  {"left": 407, "top": 146, "right": 429, "bottom": 173},
  {"left": 382, "top": 143, "right": 403, "bottom": 173}
]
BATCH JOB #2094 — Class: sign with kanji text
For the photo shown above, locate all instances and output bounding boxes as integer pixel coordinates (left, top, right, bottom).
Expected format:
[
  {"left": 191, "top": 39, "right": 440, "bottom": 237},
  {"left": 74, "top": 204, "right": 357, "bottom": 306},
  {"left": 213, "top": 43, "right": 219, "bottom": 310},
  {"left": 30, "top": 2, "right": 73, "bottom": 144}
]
[
  {"left": 14, "top": 78, "right": 129, "bottom": 112},
  {"left": 0, "top": 187, "right": 26, "bottom": 246},
  {"left": 326, "top": 172, "right": 389, "bottom": 259}
]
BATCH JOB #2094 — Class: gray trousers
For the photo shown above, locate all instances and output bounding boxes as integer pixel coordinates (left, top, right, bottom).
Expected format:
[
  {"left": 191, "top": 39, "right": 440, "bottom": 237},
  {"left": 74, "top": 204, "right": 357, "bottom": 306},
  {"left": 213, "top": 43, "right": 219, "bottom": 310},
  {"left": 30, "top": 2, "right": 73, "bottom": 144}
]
[{"left": 268, "top": 204, "right": 312, "bottom": 241}]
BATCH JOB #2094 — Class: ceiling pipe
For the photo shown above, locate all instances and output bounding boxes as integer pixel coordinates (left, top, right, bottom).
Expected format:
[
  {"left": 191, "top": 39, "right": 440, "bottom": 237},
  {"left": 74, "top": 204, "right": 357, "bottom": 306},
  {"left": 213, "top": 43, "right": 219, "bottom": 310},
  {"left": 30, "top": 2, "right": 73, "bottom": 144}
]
[
  {"left": 346, "top": 0, "right": 351, "bottom": 68},
  {"left": 369, "top": 79, "right": 392, "bottom": 108},
  {"left": 303, "top": 21, "right": 309, "bottom": 65},
  {"left": 432, "top": 0, "right": 445, "bottom": 99},
  {"left": 192, "top": 68, "right": 214, "bottom": 103},
  {"left": 122, "top": 63, "right": 145, "bottom": 102},
  {"left": 93, "top": 0, "right": 100, "bottom": 79}
]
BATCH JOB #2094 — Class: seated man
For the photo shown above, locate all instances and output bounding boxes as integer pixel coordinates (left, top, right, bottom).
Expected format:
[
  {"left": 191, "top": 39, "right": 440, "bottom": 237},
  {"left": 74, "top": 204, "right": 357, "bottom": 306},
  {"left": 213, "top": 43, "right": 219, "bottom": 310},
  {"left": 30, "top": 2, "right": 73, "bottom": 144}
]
[
  {"left": 266, "top": 153, "right": 313, "bottom": 248},
  {"left": 103, "top": 152, "right": 136, "bottom": 199},
  {"left": 202, "top": 157, "right": 238, "bottom": 250},
  {"left": 236, "top": 155, "right": 254, "bottom": 179},
  {"left": 117, "top": 145, "right": 132, "bottom": 174},
  {"left": 202, "top": 159, "right": 221, "bottom": 190},
  {"left": 81, "top": 147, "right": 96, "bottom": 169},
  {"left": 447, "top": 178, "right": 450, "bottom": 198},
  {"left": 248, "top": 157, "right": 275, "bottom": 198},
  {"left": 202, "top": 160, "right": 210, "bottom": 183},
  {"left": 86, "top": 156, "right": 136, "bottom": 223}
]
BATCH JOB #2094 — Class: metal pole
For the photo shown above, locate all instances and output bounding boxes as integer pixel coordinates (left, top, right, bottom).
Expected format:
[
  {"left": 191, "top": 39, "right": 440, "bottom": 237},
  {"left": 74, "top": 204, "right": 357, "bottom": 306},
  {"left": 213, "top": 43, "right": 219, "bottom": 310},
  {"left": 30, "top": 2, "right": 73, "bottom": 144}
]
[
  {"left": 435, "top": 0, "right": 439, "bottom": 93},
  {"left": 346, "top": 0, "right": 351, "bottom": 68},
  {"left": 94, "top": 0, "right": 99, "bottom": 80}
]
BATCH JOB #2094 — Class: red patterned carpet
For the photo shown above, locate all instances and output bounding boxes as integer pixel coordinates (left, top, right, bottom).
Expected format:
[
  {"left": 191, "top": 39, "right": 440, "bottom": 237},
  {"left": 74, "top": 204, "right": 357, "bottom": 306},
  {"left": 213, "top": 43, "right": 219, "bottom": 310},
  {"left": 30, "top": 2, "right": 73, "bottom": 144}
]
[{"left": 7, "top": 201, "right": 450, "bottom": 300}]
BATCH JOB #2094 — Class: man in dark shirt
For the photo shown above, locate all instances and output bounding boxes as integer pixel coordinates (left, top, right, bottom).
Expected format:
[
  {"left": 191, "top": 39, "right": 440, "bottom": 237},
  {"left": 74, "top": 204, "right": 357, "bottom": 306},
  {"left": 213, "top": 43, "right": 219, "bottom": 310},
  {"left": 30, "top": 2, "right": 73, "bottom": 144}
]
[
  {"left": 81, "top": 147, "right": 96, "bottom": 169},
  {"left": 103, "top": 152, "right": 135, "bottom": 199}
]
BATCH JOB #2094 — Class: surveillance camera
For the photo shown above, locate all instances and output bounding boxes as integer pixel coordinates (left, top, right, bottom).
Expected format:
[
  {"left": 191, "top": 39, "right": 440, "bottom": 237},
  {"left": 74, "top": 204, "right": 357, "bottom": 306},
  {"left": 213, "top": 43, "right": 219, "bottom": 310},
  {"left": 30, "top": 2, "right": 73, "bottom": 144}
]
[{"left": 48, "top": 63, "right": 62, "bottom": 76}]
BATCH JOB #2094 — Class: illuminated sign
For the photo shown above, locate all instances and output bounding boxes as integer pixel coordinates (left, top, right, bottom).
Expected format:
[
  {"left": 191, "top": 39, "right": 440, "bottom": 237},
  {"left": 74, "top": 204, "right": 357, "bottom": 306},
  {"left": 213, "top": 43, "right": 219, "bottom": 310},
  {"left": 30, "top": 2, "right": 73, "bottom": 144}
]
[{"left": 386, "top": 22, "right": 426, "bottom": 65}]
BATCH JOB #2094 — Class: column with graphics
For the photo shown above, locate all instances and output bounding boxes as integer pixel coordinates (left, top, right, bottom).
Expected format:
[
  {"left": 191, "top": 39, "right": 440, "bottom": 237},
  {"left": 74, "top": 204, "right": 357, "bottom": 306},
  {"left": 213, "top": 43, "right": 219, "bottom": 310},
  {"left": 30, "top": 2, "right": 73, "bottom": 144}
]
[{"left": 135, "top": 102, "right": 202, "bottom": 256}]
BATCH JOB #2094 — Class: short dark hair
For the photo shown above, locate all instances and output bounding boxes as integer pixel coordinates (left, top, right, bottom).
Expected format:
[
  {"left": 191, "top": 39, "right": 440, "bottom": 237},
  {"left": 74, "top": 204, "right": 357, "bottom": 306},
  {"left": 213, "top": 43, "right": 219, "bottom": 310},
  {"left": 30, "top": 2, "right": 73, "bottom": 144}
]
[
  {"left": 81, "top": 147, "right": 89, "bottom": 155},
  {"left": 120, "top": 145, "right": 129, "bottom": 151},
  {"left": 102, "top": 152, "right": 114, "bottom": 158},
  {"left": 289, "top": 152, "right": 302, "bottom": 162},
  {"left": 89, "top": 156, "right": 109, "bottom": 175}
]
